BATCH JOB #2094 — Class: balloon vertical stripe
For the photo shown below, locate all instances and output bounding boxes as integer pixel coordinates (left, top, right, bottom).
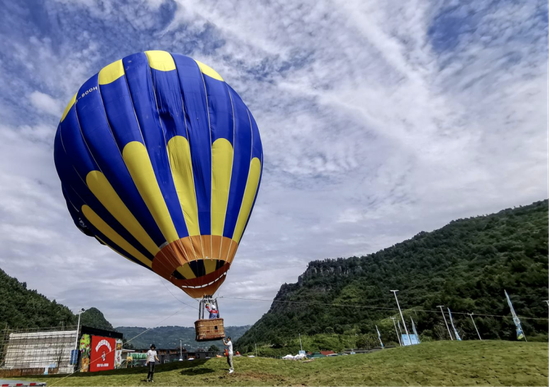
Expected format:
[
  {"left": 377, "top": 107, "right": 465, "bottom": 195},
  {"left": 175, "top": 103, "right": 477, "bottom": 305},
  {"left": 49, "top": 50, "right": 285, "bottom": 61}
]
[
  {"left": 167, "top": 136, "right": 201, "bottom": 236},
  {"left": 122, "top": 141, "right": 179, "bottom": 244},
  {"left": 82, "top": 205, "right": 152, "bottom": 268},
  {"left": 211, "top": 138, "right": 234, "bottom": 236},
  {"left": 173, "top": 55, "right": 213, "bottom": 237},
  {"left": 85, "top": 171, "right": 160, "bottom": 256},
  {"left": 233, "top": 158, "right": 262, "bottom": 243},
  {"left": 123, "top": 53, "right": 190, "bottom": 240},
  {"left": 223, "top": 87, "right": 253, "bottom": 239}
]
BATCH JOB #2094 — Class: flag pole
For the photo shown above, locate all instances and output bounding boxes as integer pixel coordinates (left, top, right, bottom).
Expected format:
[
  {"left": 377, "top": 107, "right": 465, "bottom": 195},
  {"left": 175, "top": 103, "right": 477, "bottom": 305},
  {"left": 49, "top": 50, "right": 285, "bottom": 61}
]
[
  {"left": 468, "top": 313, "right": 482, "bottom": 340},
  {"left": 437, "top": 305, "right": 453, "bottom": 340},
  {"left": 390, "top": 290, "right": 413, "bottom": 346},
  {"left": 390, "top": 317, "right": 401, "bottom": 346}
]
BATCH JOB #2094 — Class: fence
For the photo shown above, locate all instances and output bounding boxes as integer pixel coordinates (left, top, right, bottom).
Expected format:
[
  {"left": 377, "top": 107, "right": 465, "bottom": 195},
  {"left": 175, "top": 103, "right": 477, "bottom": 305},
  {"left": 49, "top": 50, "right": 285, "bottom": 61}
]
[{"left": 0, "top": 326, "right": 77, "bottom": 376}]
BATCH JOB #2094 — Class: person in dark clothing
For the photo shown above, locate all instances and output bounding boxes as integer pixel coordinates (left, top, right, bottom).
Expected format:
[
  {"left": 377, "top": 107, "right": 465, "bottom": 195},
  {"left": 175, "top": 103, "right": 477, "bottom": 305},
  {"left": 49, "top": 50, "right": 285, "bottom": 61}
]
[{"left": 146, "top": 344, "right": 159, "bottom": 382}]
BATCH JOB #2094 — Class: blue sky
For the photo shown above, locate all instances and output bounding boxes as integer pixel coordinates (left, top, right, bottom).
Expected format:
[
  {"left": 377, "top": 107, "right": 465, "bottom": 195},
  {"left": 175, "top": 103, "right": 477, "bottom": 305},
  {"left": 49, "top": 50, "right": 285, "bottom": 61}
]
[{"left": 0, "top": 0, "right": 547, "bottom": 328}]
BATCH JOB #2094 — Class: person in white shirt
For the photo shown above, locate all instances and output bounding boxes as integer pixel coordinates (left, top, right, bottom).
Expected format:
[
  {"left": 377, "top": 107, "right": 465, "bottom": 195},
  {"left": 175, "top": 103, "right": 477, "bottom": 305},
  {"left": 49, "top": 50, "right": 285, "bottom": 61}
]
[
  {"left": 222, "top": 337, "right": 234, "bottom": 373},
  {"left": 146, "top": 344, "right": 159, "bottom": 382}
]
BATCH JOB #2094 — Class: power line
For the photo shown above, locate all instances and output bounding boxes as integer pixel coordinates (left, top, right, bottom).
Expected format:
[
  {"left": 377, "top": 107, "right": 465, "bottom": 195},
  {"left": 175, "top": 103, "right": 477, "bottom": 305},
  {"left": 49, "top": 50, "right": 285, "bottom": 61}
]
[{"left": 218, "top": 296, "right": 549, "bottom": 321}]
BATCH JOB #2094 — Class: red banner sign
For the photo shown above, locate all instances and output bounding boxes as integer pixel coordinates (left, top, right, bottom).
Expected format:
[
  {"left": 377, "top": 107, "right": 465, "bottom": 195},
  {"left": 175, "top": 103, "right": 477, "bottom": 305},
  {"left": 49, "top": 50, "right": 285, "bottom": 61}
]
[{"left": 90, "top": 336, "right": 116, "bottom": 372}]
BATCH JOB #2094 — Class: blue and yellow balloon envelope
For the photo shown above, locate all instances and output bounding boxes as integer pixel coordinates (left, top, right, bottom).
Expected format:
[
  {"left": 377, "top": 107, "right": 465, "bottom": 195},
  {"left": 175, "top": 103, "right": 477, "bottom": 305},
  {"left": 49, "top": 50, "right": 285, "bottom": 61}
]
[{"left": 54, "top": 51, "right": 263, "bottom": 298}]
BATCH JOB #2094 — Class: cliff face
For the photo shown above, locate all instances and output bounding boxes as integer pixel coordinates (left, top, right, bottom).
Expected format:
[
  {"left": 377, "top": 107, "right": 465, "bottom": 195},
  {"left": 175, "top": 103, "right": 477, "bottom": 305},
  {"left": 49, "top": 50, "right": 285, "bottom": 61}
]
[{"left": 236, "top": 200, "right": 549, "bottom": 350}]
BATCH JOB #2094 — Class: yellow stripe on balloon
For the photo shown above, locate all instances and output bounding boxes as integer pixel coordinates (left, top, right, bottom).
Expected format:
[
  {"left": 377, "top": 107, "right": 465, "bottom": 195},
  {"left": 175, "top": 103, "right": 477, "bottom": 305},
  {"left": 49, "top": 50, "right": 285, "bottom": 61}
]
[
  {"left": 98, "top": 59, "right": 125, "bottom": 85},
  {"left": 86, "top": 170, "right": 159, "bottom": 256},
  {"left": 204, "top": 259, "right": 217, "bottom": 275},
  {"left": 232, "top": 158, "right": 261, "bottom": 243},
  {"left": 211, "top": 138, "right": 233, "bottom": 236},
  {"left": 195, "top": 60, "right": 224, "bottom": 81},
  {"left": 98, "top": 236, "right": 139, "bottom": 265},
  {"left": 167, "top": 136, "right": 200, "bottom": 236},
  {"left": 177, "top": 263, "right": 196, "bottom": 279},
  {"left": 82, "top": 205, "right": 152, "bottom": 268},
  {"left": 61, "top": 93, "right": 77, "bottom": 122},
  {"left": 122, "top": 141, "right": 179, "bottom": 243},
  {"left": 145, "top": 50, "right": 176, "bottom": 72}
]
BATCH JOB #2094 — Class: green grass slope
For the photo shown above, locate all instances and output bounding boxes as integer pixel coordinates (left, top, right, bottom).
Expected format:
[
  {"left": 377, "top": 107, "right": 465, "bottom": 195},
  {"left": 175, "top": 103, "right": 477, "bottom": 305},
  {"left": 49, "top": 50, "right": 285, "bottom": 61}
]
[{"left": 41, "top": 341, "right": 548, "bottom": 387}]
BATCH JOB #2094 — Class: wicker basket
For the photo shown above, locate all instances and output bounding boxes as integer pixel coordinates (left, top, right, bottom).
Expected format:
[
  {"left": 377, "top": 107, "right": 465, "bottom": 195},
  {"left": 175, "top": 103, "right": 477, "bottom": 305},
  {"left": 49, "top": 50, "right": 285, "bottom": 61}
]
[{"left": 195, "top": 318, "right": 225, "bottom": 341}]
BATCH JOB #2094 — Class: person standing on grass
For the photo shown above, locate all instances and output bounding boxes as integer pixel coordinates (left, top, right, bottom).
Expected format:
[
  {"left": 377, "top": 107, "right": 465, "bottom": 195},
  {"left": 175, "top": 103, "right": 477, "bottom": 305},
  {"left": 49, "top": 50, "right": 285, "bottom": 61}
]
[
  {"left": 223, "top": 337, "right": 234, "bottom": 374},
  {"left": 146, "top": 344, "right": 160, "bottom": 382}
]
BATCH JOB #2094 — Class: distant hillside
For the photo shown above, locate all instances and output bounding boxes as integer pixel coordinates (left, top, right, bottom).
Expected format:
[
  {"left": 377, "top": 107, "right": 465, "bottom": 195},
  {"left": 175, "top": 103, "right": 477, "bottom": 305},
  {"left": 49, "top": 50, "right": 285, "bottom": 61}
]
[
  {"left": 116, "top": 325, "right": 250, "bottom": 350},
  {"left": 0, "top": 269, "right": 116, "bottom": 332},
  {"left": 236, "top": 200, "right": 549, "bottom": 352},
  {"left": 81, "top": 307, "right": 114, "bottom": 331},
  {"left": 0, "top": 268, "right": 76, "bottom": 329}
]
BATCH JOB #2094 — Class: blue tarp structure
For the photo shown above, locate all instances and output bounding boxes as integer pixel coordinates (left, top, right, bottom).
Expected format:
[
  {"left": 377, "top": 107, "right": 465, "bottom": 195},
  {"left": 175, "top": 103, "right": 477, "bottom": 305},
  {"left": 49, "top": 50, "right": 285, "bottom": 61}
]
[{"left": 400, "top": 334, "right": 420, "bottom": 346}]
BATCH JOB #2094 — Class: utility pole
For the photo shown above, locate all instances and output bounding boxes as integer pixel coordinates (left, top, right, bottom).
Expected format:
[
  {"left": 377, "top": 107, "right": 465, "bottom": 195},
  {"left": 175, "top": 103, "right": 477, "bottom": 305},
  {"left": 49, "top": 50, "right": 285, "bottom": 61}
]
[
  {"left": 72, "top": 308, "right": 85, "bottom": 371},
  {"left": 390, "top": 290, "right": 412, "bottom": 346},
  {"left": 179, "top": 339, "right": 183, "bottom": 361},
  {"left": 74, "top": 308, "right": 85, "bottom": 350},
  {"left": 299, "top": 333, "right": 303, "bottom": 351},
  {"left": 437, "top": 305, "right": 453, "bottom": 340},
  {"left": 390, "top": 317, "right": 401, "bottom": 346},
  {"left": 468, "top": 313, "right": 482, "bottom": 340}
]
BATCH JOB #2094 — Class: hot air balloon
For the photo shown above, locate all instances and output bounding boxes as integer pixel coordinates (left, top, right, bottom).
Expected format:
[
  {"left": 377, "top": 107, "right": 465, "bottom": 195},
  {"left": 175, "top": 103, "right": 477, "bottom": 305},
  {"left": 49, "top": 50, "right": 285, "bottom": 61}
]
[{"left": 54, "top": 51, "right": 263, "bottom": 340}]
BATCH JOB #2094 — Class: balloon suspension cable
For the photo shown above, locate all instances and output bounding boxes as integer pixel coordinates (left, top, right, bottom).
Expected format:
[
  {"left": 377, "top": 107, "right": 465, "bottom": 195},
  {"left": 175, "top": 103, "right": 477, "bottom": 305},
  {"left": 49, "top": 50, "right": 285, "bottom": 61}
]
[{"left": 159, "top": 278, "right": 199, "bottom": 310}]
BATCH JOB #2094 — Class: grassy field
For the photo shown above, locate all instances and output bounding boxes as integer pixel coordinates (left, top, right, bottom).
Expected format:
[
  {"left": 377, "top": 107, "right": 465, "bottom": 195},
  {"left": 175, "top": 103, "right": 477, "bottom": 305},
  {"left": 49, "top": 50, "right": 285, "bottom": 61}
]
[{"left": 37, "top": 341, "right": 547, "bottom": 387}]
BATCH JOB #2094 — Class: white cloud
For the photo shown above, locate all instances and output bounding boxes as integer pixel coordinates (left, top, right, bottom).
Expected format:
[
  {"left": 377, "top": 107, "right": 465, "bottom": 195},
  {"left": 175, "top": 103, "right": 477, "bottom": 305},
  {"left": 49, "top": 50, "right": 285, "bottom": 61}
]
[
  {"left": 29, "top": 91, "right": 63, "bottom": 117},
  {"left": 0, "top": 0, "right": 546, "bottom": 328}
]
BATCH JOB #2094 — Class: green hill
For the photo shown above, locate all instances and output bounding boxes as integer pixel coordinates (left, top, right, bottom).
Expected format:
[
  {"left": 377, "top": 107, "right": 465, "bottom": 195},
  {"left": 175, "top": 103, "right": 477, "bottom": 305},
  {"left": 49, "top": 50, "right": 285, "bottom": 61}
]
[
  {"left": 236, "top": 200, "right": 549, "bottom": 352},
  {"left": 0, "top": 268, "right": 76, "bottom": 330},
  {"left": 0, "top": 269, "right": 115, "bottom": 332},
  {"left": 38, "top": 341, "right": 549, "bottom": 386},
  {"left": 81, "top": 307, "right": 114, "bottom": 331},
  {"left": 115, "top": 325, "right": 250, "bottom": 350}
]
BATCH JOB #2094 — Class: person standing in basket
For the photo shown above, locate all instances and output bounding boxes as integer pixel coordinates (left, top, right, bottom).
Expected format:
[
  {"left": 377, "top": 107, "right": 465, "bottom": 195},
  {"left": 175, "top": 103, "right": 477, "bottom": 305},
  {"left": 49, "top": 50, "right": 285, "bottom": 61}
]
[
  {"left": 205, "top": 303, "right": 219, "bottom": 319},
  {"left": 146, "top": 344, "right": 160, "bottom": 382},
  {"left": 223, "top": 337, "right": 234, "bottom": 374}
]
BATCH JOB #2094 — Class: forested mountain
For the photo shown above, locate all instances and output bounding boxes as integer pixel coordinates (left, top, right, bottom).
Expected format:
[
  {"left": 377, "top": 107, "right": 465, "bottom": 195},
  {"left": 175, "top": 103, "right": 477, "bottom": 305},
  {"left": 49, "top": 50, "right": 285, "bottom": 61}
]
[
  {"left": 115, "top": 325, "right": 250, "bottom": 350},
  {"left": 0, "top": 268, "right": 76, "bottom": 330},
  {"left": 0, "top": 269, "right": 116, "bottom": 332},
  {"left": 81, "top": 307, "right": 114, "bottom": 331},
  {"left": 236, "top": 200, "right": 549, "bottom": 353}
]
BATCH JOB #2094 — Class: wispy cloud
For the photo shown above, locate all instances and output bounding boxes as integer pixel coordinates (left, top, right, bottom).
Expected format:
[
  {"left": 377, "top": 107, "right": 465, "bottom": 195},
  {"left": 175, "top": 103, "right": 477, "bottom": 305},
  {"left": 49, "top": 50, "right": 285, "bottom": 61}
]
[
  {"left": 29, "top": 91, "right": 62, "bottom": 117},
  {"left": 0, "top": 0, "right": 546, "bottom": 327}
]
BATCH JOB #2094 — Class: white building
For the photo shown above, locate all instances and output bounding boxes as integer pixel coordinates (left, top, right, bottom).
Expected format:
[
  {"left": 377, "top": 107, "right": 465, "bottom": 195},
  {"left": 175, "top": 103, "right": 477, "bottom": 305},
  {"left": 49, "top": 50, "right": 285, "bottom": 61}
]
[{"left": 2, "top": 330, "right": 77, "bottom": 374}]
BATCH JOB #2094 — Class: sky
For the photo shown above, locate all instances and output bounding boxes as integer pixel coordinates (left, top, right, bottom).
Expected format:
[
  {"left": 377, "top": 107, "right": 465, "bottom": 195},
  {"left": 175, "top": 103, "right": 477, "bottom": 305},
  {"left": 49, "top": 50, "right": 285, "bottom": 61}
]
[{"left": 0, "top": 0, "right": 547, "bottom": 328}]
